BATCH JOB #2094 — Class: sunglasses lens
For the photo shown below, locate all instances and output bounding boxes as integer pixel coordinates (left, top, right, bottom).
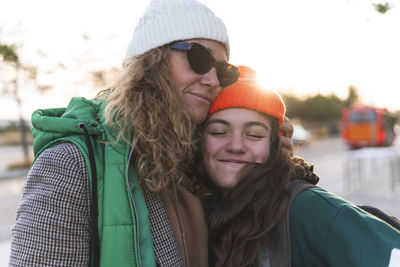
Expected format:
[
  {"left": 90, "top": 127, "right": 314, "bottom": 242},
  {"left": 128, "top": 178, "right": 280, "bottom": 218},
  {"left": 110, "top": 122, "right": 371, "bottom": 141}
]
[
  {"left": 173, "top": 42, "right": 239, "bottom": 88},
  {"left": 217, "top": 63, "right": 240, "bottom": 88},
  {"left": 187, "top": 43, "right": 215, "bottom": 74}
]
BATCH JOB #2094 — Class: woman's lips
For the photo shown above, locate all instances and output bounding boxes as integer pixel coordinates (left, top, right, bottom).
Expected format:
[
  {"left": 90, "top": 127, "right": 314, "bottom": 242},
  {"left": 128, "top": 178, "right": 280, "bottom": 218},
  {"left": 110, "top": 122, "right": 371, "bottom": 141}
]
[{"left": 188, "top": 92, "right": 212, "bottom": 103}]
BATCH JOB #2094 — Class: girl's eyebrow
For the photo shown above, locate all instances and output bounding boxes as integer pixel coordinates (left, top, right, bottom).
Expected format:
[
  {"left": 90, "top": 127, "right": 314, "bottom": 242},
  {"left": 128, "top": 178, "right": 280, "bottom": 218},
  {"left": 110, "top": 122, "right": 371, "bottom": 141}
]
[
  {"left": 205, "top": 119, "right": 229, "bottom": 127},
  {"left": 205, "top": 119, "right": 269, "bottom": 131},
  {"left": 245, "top": 121, "right": 270, "bottom": 131}
]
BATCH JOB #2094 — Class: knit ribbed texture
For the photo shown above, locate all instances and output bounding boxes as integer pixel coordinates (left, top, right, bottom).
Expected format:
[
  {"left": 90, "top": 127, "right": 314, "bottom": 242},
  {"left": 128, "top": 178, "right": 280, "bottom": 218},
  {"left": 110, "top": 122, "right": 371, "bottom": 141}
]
[
  {"left": 125, "top": 0, "right": 229, "bottom": 58},
  {"left": 209, "top": 66, "right": 286, "bottom": 125}
]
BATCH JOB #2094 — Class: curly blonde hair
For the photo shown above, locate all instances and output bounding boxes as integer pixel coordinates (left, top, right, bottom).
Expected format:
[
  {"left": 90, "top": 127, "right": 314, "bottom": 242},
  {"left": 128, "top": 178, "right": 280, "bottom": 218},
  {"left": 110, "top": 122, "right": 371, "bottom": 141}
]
[{"left": 104, "top": 45, "right": 198, "bottom": 192}]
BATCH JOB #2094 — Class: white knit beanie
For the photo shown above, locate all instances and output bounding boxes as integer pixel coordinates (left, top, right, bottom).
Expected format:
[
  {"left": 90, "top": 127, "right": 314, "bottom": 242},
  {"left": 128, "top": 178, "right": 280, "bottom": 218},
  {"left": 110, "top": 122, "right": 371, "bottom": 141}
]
[{"left": 125, "top": 0, "right": 230, "bottom": 59}]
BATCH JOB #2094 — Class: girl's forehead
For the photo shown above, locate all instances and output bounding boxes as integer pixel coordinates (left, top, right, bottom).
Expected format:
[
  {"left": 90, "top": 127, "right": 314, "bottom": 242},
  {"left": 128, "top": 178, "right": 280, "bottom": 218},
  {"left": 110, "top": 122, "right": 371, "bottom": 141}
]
[{"left": 207, "top": 108, "right": 272, "bottom": 126}]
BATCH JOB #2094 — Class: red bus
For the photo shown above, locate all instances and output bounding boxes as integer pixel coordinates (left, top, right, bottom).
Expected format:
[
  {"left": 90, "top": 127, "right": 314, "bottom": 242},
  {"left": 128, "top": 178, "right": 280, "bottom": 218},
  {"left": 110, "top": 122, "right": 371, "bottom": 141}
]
[{"left": 341, "top": 107, "right": 396, "bottom": 149}]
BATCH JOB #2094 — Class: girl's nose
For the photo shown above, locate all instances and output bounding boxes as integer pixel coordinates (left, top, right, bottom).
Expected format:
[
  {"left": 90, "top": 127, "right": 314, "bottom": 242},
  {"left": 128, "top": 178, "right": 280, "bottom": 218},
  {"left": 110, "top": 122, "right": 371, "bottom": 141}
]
[{"left": 226, "top": 134, "right": 246, "bottom": 154}]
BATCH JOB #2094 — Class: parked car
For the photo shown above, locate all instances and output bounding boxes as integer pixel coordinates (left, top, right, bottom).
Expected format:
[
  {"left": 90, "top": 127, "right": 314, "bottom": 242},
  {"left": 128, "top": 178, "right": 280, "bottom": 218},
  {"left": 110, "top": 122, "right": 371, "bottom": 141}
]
[{"left": 292, "top": 123, "right": 311, "bottom": 145}]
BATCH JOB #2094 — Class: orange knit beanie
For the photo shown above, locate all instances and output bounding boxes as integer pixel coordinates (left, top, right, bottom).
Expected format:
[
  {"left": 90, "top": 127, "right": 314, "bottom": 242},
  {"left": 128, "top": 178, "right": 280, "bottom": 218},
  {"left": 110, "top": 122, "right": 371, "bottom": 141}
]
[{"left": 209, "top": 65, "right": 286, "bottom": 125}]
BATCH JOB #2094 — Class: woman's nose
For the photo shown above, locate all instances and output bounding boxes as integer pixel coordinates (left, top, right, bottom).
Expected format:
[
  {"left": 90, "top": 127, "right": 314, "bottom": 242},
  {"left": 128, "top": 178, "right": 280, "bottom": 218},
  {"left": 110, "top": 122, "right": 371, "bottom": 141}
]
[{"left": 200, "top": 67, "right": 220, "bottom": 89}]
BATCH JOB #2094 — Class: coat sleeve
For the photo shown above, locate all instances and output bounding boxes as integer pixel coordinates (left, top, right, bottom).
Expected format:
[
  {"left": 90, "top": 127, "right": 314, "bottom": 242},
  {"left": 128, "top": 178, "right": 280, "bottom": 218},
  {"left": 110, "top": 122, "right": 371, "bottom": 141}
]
[
  {"left": 326, "top": 204, "right": 400, "bottom": 267},
  {"left": 290, "top": 187, "right": 400, "bottom": 267},
  {"left": 9, "top": 143, "right": 91, "bottom": 267}
]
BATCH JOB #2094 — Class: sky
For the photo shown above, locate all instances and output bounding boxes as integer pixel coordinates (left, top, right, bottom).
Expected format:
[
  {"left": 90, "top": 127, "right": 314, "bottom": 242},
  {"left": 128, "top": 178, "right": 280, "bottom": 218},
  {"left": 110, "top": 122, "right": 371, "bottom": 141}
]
[{"left": 1, "top": 0, "right": 400, "bottom": 120}]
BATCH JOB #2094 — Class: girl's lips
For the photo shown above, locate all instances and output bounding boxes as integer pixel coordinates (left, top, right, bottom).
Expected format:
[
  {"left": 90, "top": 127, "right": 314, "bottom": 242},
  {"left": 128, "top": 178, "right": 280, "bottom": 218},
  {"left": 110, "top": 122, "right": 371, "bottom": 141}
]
[
  {"left": 219, "top": 159, "right": 250, "bottom": 164},
  {"left": 218, "top": 160, "right": 248, "bottom": 170}
]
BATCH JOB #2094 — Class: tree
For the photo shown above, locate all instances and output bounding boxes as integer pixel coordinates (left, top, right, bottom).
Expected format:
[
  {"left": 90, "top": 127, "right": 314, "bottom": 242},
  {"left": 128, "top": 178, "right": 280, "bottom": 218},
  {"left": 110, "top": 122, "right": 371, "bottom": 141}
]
[
  {"left": 372, "top": 2, "right": 392, "bottom": 14},
  {"left": 0, "top": 43, "right": 50, "bottom": 163},
  {"left": 282, "top": 92, "right": 346, "bottom": 123},
  {"left": 344, "top": 85, "right": 360, "bottom": 107},
  {"left": 0, "top": 44, "right": 18, "bottom": 62},
  {"left": 301, "top": 94, "right": 343, "bottom": 122},
  {"left": 0, "top": 43, "right": 31, "bottom": 161},
  {"left": 281, "top": 94, "right": 304, "bottom": 119},
  {"left": 91, "top": 67, "right": 119, "bottom": 89}
]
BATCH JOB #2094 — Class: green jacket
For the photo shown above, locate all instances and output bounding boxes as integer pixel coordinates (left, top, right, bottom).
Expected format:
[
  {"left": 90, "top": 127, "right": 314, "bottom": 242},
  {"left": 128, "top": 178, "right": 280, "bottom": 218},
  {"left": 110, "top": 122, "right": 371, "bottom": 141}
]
[
  {"left": 31, "top": 97, "right": 157, "bottom": 267},
  {"left": 266, "top": 183, "right": 400, "bottom": 267},
  {"left": 289, "top": 186, "right": 400, "bottom": 266}
]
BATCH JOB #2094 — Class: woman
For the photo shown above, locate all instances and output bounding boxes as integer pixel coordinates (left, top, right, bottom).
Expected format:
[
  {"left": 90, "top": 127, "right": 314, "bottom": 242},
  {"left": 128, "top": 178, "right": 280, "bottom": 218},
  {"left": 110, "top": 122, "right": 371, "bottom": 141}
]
[
  {"left": 9, "top": 0, "right": 240, "bottom": 266},
  {"left": 201, "top": 66, "right": 400, "bottom": 267}
]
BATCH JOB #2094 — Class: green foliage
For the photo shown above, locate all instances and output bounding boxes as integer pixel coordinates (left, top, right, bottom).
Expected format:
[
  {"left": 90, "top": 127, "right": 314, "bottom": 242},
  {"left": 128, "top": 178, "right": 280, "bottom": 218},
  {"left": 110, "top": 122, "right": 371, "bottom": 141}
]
[
  {"left": 0, "top": 43, "right": 19, "bottom": 63},
  {"left": 282, "top": 94, "right": 303, "bottom": 119},
  {"left": 282, "top": 86, "right": 360, "bottom": 122},
  {"left": 373, "top": 2, "right": 391, "bottom": 14},
  {"left": 298, "top": 94, "right": 343, "bottom": 122},
  {"left": 394, "top": 110, "right": 400, "bottom": 122},
  {"left": 0, "top": 121, "right": 17, "bottom": 132},
  {"left": 344, "top": 85, "right": 359, "bottom": 107}
]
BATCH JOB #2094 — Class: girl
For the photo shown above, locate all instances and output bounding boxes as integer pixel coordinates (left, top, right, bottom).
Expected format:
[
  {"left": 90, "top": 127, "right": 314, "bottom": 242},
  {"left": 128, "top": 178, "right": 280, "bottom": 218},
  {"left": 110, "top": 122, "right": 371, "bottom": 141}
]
[{"left": 202, "top": 66, "right": 400, "bottom": 267}]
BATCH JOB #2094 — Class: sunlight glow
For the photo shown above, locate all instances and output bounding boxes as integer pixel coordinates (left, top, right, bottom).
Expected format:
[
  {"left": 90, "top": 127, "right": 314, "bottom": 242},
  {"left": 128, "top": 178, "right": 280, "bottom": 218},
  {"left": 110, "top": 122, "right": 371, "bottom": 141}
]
[{"left": 1, "top": 0, "right": 400, "bottom": 120}]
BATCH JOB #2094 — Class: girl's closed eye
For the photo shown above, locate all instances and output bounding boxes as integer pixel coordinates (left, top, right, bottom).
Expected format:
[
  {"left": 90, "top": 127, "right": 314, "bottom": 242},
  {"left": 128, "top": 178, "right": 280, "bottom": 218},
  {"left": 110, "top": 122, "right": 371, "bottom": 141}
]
[
  {"left": 205, "top": 123, "right": 229, "bottom": 136},
  {"left": 206, "top": 126, "right": 228, "bottom": 136},
  {"left": 245, "top": 126, "right": 269, "bottom": 139},
  {"left": 245, "top": 132, "right": 265, "bottom": 139}
]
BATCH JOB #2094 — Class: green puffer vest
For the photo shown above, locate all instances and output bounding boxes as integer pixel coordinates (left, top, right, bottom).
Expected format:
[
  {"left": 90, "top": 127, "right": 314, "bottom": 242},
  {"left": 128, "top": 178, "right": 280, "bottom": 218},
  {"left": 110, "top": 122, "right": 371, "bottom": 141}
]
[{"left": 31, "top": 97, "right": 157, "bottom": 267}]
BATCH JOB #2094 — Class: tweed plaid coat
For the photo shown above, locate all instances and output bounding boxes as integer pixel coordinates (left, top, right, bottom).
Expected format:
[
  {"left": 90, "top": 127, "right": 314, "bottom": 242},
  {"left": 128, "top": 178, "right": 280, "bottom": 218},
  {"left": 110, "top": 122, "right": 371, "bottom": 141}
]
[{"left": 9, "top": 143, "right": 185, "bottom": 267}]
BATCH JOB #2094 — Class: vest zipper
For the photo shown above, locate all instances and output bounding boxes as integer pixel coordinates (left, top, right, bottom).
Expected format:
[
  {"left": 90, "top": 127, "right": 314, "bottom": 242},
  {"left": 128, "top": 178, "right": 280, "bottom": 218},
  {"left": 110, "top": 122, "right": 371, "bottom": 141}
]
[
  {"left": 126, "top": 139, "right": 142, "bottom": 267},
  {"left": 78, "top": 122, "right": 100, "bottom": 267}
]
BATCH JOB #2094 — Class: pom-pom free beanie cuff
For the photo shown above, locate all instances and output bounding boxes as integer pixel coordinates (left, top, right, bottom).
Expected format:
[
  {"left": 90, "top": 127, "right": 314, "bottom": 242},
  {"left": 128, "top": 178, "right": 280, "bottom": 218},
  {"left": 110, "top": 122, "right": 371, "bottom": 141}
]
[
  {"left": 125, "top": 0, "right": 229, "bottom": 59},
  {"left": 209, "top": 66, "right": 286, "bottom": 125}
]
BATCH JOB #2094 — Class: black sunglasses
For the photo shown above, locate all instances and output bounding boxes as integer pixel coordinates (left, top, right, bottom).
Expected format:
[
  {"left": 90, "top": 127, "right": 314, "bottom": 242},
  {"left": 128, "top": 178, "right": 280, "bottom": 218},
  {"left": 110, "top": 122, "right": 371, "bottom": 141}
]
[{"left": 169, "top": 41, "right": 240, "bottom": 88}]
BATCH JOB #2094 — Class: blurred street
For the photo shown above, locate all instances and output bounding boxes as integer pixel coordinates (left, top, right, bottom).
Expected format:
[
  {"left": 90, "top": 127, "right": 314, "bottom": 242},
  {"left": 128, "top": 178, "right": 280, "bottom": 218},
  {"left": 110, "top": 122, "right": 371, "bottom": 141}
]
[
  {"left": 295, "top": 137, "right": 400, "bottom": 218},
  {"left": 0, "top": 138, "right": 400, "bottom": 265}
]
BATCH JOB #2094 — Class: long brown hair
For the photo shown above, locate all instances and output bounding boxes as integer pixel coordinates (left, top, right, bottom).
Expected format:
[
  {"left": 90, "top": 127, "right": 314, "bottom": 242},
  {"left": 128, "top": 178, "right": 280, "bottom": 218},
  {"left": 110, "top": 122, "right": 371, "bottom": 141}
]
[
  {"left": 206, "top": 115, "right": 319, "bottom": 267},
  {"left": 208, "top": 117, "right": 292, "bottom": 267},
  {"left": 104, "top": 46, "right": 198, "bottom": 191}
]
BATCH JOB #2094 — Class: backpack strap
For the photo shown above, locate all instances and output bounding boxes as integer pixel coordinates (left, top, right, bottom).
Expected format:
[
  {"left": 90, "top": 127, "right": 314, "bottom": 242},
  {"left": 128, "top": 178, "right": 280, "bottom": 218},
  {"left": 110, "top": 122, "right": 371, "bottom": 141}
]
[
  {"left": 270, "top": 180, "right": 316, "bottom": 267},
  {"left": 358, "top": 205, "right": 400, "bottom": 231}
]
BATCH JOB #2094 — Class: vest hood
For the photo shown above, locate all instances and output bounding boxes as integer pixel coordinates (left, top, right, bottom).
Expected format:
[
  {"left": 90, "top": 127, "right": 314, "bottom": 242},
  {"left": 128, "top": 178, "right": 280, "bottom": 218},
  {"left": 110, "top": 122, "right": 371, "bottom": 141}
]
[{"left": 31, "top": 97, "right": 105, "bottom": 156}]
